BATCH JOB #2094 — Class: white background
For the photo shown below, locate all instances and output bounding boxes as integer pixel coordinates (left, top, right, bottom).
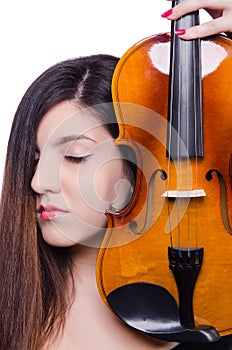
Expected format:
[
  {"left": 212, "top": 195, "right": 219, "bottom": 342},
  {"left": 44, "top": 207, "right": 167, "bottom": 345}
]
[{"left": 0, "top": 0, "right": 209, "bottom": 190}]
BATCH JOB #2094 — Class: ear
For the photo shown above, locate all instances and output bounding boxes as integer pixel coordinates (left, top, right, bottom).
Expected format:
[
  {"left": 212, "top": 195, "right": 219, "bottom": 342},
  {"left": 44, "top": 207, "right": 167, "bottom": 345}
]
[{"left": 109, "top": 178, "right": 134, "bottom": 213}]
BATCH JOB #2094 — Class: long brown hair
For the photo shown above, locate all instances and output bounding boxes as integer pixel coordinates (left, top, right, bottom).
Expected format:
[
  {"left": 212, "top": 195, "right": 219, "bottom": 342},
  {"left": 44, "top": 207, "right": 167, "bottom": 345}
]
[{"left": 0, "top": 55, "right": 121, "bottom": 349}]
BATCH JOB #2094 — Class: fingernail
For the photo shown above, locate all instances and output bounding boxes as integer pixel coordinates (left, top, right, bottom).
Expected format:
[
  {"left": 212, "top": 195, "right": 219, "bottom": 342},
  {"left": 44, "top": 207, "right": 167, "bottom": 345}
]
[
  {"left": 175, "top": 29, "right": 186, "bottom": 36},
  {"left": 161, "top": 8, "right": 172, "bottom": 18}
]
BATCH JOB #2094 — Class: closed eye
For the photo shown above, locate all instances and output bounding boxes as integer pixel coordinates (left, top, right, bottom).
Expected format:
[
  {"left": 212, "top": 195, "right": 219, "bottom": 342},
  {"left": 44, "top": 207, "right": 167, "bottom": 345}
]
[{"left": 64, "top": 155, "right": 92, "bottom": 164}]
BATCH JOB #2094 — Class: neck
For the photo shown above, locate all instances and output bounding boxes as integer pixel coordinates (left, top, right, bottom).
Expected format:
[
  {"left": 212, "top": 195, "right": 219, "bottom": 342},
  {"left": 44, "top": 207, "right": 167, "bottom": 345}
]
[{"left": 69, "top": 244, "right": 99, "bottom": 283}]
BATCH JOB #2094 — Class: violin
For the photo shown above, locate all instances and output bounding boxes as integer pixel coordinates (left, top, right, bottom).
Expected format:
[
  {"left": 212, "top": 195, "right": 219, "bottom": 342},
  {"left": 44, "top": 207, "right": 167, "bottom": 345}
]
[{"left": 96, "top": 0, "right": 232, "bottom": 343}]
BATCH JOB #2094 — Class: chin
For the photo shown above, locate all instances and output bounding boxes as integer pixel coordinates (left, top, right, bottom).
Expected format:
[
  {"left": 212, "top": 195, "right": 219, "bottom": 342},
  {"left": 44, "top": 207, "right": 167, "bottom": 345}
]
[
  {"left": 41, "top": 227, "right": 77, "bottom": 247},
  {"left": 38, "top": 218, "right": 106, "bottom": 248}
]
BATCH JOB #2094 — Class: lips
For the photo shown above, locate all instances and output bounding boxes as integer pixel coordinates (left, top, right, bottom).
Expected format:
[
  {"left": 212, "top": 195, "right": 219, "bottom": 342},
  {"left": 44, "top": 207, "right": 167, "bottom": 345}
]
[{"left": 38, "top": 205, "right": 68, "bottom": 220}]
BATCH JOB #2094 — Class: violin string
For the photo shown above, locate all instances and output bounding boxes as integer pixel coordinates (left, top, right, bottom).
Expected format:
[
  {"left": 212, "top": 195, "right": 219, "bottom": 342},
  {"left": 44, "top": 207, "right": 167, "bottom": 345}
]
[
  {"left": 193, "top": 38, "right": 197, "bottom": 249},
  {"left": 194, "top": 38, "right": 201, "bottom": 250},
  {"left": 185, "top": 37, "right": 191, "bottom": 255},
  {"left": 177, "top": 22, "right": 182, "bottom": 251},
  {"left": 167, "top": 17, "right": 177, "bottom": 248},
  {"left": 168, "top": 2, "right": 202, "bottom": 255}
]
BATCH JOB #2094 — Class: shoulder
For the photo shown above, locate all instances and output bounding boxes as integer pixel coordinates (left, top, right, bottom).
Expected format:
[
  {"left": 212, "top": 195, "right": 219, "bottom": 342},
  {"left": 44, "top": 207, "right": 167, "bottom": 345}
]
[{"left": 172, "top": 334, "right": 232, "bottom": 350}]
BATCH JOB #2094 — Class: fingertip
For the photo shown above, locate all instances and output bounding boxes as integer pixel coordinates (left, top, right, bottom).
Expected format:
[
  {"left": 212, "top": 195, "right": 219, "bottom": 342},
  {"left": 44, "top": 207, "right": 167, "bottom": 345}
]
[
  {"left": 175, "top": 29, "right": 186, "bottom": 36},
  {"left": 175, "top": 28, "right": 193, "bottom": 40},
  {"left": 161, "top": 8, "right": 173, "bottom": 18}
]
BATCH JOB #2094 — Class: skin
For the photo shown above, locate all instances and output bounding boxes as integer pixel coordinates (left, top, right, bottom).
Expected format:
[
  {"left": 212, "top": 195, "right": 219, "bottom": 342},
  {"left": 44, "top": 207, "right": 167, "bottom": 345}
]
[
  {"left": 32, "top": 100, "right": 176, "bottom": 350},
  {"left": 31, "top": 100, "right": 132, "bottom": 248},
  {"left": 42, "top": 245, "right": 178, "bottom": 350},
  {"left": 164, "top": 0, "right": 232, "bottom": 39}
]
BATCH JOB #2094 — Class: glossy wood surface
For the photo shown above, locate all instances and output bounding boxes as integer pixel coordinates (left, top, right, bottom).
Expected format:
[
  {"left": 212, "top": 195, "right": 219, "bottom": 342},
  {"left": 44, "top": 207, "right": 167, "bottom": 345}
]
[{"left": 96, "top": 33, "right": 232, "bottom": 336}]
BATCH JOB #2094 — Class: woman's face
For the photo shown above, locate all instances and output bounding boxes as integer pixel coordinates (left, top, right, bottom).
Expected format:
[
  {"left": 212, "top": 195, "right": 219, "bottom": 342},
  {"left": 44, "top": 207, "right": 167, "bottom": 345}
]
[{"left": 31, "top": 101, "right": 132, "bottom": 247}]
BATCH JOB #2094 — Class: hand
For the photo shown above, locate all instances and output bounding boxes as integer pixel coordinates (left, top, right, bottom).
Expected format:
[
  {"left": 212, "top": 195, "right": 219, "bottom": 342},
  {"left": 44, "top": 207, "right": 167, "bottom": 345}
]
[{"left": 161, "top": 0, "right": 232, "bottom": 40}]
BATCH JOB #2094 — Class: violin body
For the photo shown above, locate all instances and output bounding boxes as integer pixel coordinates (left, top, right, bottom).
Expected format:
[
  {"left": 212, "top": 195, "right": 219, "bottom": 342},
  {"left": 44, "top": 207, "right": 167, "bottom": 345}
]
[{"left": 96, "top": 32, "right": 232, "bottom": 340}]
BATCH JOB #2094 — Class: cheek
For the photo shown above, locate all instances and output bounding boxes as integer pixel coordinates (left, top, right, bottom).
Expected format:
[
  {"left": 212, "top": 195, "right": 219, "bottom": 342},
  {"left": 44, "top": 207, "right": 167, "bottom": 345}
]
[
  {"left": 94, "top": 159, "right": 124, "bottom": 203},
  {"left": 60, "top": 163, "right": 108, "bottom": 217},
  {"left": 60, "top": 166, "right": 84, "bottom": 208},
  {"left": 59, "top": 165, "right": 109, "bottom": 239},
  {"left": 59, "top": 157, "right": 130, "bottom": 219}
]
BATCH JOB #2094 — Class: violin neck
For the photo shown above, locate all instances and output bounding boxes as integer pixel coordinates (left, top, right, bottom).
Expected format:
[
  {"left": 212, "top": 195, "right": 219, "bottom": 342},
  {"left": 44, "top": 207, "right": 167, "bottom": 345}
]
[{"left": 167, "top": 0, "right": 204, "bottom": 159}]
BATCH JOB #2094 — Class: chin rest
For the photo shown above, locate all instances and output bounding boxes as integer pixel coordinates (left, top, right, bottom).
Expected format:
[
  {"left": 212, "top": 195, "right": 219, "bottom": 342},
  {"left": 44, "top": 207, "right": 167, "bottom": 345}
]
[{"left": 107, "top": 282, "right": 220, "bottom": 343}]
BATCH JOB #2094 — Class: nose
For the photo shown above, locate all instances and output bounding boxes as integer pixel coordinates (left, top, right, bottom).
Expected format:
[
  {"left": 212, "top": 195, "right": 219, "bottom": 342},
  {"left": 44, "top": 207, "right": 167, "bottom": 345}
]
[{"left": 31, "top": 155, "right": 60, "bottom": 194}]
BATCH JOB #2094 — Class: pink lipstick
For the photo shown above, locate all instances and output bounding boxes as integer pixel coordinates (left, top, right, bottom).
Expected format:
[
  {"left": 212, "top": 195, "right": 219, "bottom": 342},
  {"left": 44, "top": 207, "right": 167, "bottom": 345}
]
[{"left": 38, "top": 205, "right": 68, "bottom": 220}]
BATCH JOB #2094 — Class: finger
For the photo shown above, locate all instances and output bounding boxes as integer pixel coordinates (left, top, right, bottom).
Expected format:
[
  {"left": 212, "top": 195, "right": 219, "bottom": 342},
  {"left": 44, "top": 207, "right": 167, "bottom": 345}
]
[
  {"left": 164, "top": 0, "right": 231, "bottom": 20},
  {"left": 175, "top": 16, "right": 232, "bottom": 40}
]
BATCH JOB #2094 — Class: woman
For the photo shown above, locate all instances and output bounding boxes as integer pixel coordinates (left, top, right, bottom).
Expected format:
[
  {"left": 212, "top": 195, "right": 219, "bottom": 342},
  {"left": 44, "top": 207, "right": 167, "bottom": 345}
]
[
  {"left": 0, "top": 1, "right": 231, "bottom": 349},
  {"left": 0, "top": 54, "right": 174, "bottom": 350}
]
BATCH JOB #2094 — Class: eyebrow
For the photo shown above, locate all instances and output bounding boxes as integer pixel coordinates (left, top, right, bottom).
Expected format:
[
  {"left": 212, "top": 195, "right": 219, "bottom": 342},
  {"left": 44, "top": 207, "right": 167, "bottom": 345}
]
[{"left": 54, "top": 134, "right": 96, "bottom": 147}]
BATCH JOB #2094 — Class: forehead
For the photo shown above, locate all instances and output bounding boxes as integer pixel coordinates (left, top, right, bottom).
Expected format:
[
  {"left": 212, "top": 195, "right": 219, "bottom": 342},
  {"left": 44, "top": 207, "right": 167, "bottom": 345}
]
[{"left": 36, "top": 100, "right": 112, "bottom": 148}]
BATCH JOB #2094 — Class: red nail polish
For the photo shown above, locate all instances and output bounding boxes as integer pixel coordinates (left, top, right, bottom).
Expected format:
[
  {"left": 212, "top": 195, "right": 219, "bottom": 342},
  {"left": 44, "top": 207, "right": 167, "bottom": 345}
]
[
  {"left": 161, "top": 8, "right": 173, "bottom": 18},
  {"left": 175, "top": 29, "right": 186, "bottom": 36}
]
